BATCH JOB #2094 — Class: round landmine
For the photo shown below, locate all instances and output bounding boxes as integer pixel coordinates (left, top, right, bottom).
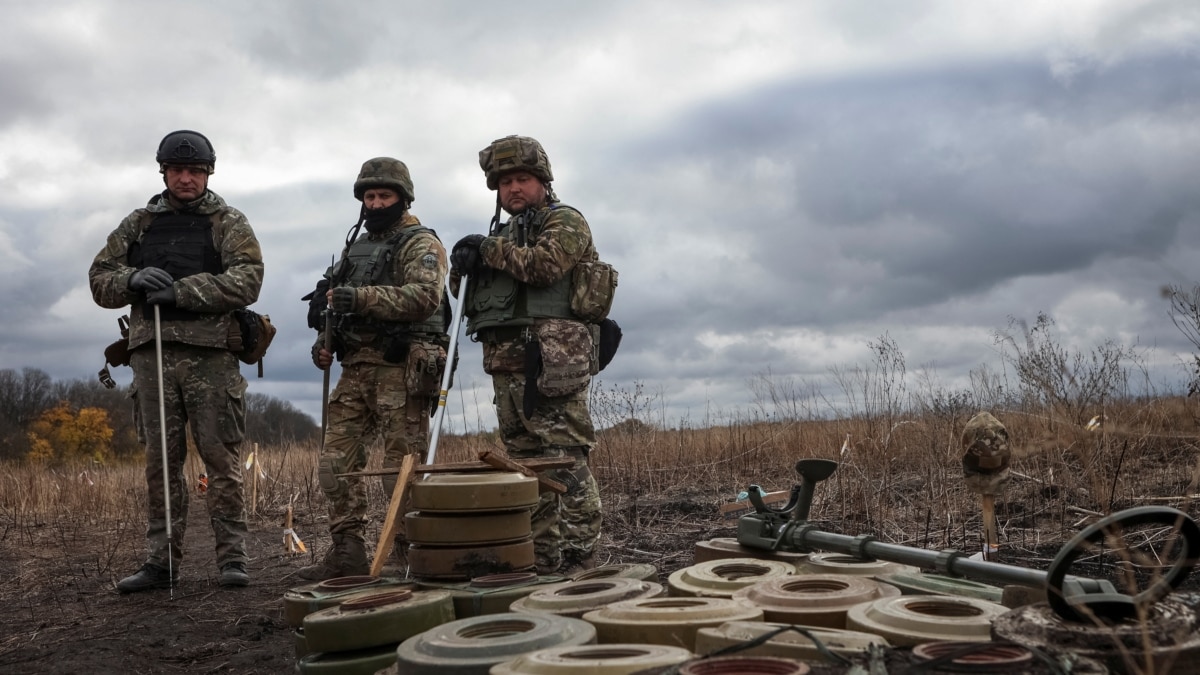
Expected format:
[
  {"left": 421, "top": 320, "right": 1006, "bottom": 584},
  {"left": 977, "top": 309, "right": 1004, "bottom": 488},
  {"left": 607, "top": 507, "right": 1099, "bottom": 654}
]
[
  {"left": 571, "top": 563, "right": 660, "bottom": 584},
  {"left": 491, "top": 643, "right": 694, "bottom": 675},
  {"left": 733, "top": 573, "right": 901, "bottom": 628},
  {"left": 294, "top": 627, "right": 310, "bottom": 660},
  {"left": 408, "top": 538, "right": 535, "bottom": 580},
  {"left": 410, "top": 472, "right": 539, "bottom": 512},
  {"left": 679, "top": 656, "right": 810, "bottom": 675},
  {"left": 693, "top": 538, "right": 808, "bottom": 566},
  {"left": 298, "top": 643, "right": 399, "bottom": 674},
  {"left": 993, "top": 596, "right": 1200, "bottom": 674},
  {"left": 694, "top": 621, "right": 888, "bottom": 662},
  {"left": 668, "top": 558, "right": 795, "bottom": 598},
  {"left": 393, "top": 612, "right": 597, "bottom": 675},
  {"left": 510, "top": 577, "right": 666, "bottom": 618},
  {"left": 302, "top": 589, "right": 454, "bottom": 654},
  {"left": 845, "top": 595, "right": 1008, "bottom": 647},
  {"left": 876, "top": 572, "right": 1004, "bottom": 603},
  {"left": 417, "top": 572, "right": 560, "bottom": 618},
  {"left": 283, "top": 575, "right": 416, "bottom": 628},
  {"left": 797, "top": 553, "right": 919, "bottom": 578},
  {"left": 406, "top": 510, "right": 531, "bottom": 545},
  {"left": 582, "top": 596, "right": 763, "bottom": 647}
]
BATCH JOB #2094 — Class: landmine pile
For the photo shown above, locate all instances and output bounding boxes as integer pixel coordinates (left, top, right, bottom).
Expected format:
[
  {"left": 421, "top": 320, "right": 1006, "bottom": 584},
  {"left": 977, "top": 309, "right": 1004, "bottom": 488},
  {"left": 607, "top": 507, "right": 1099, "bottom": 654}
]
[{"left": 282, "top": 468, "right": 1200, "bottom": 673}]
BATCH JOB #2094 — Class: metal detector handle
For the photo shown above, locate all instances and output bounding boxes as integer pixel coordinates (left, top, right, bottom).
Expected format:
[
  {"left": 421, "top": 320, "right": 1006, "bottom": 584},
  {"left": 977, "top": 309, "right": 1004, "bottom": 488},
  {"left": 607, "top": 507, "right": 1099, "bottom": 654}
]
[{"left": 425, "top": 275, "right": 467, "bottom": 472}]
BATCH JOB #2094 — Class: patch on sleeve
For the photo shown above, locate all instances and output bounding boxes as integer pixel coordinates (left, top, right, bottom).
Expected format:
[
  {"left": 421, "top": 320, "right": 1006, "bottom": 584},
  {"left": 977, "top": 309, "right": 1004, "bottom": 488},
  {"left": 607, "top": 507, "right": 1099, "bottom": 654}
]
[{"left": 421, "top": 253, "right": 438, "bottom": 269}]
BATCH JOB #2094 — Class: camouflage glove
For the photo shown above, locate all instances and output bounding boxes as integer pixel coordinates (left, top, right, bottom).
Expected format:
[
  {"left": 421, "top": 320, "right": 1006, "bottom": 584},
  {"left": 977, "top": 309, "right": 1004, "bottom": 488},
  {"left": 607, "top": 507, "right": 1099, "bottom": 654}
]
[
  {"left": 451, "top": 234, "right": 485, "bottom": 276},
  {"left": 146, "top": 284, "right": 176, "bottom": 306},
  {"left": 330, "top": 287, "right": 359, "bottom": 313},
  {"left": 128, "top": 267, "right": 173, "bottom": 291}
]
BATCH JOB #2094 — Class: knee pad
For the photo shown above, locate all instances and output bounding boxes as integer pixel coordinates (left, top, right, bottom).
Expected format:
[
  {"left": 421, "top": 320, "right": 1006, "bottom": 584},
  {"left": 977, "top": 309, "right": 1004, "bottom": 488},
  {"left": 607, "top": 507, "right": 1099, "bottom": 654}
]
[{"left": 318, "top": 457, "right": 339, "bottom": 493}]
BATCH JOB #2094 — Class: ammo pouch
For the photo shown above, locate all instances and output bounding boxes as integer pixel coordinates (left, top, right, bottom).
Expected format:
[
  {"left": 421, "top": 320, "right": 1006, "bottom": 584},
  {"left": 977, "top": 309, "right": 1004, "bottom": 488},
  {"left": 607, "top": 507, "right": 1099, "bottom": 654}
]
[
  {"left": 405, "top": 341, "right": 446, "bottom": 399},
  {"left": 99, "top": 315, "right": 131, "bottom": 389},
  {"left": 570, "top": 259, "right": 618, "bottom": 322},
  {"left": 533, "top": 320, "right": 593, "bottom": 398},
  {"left": 228, "top": 308, "right": 277, "bottom": 376}
]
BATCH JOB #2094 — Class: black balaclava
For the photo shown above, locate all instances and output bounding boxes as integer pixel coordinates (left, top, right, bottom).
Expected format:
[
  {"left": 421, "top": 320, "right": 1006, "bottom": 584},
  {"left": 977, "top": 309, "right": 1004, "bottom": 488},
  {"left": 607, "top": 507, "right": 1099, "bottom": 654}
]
[{"left": 363, "top": 200, "right": 407, "bottom": 233}]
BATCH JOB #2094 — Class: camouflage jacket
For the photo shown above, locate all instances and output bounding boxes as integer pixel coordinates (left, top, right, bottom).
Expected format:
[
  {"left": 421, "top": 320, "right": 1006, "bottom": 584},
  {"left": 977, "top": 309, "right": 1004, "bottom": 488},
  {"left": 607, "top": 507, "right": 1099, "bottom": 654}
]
[
  {"left": 88, "top": 190, "right": 264, "bottom": 352},
  {"left": 453, "top": 202, "right": 593, "bottom": 372},
  {"left": 329, "top": 213, "right": 448, "bottom": 366}
]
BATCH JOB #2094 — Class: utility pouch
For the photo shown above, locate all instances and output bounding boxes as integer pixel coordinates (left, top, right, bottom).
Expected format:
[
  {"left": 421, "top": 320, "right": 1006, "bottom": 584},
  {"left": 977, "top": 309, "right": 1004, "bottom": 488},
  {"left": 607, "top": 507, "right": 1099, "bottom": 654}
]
[
  {"left": 99, "top": 315, "right": 131, "bottom": 389},
  {"left": 405, "top": 342, "right": 445, "bottom": 399},
  {"left": 533, "top": 320, "right": 592, "bottom": 398},
  {"left": 597, "top": 318, "right": 622, "bottom": 372},
  {"left": 229, "top": 308, "right": 277, "bottom": 376},
  {"left": 570, "top": 259, "right": 618, "bottom": 322}
]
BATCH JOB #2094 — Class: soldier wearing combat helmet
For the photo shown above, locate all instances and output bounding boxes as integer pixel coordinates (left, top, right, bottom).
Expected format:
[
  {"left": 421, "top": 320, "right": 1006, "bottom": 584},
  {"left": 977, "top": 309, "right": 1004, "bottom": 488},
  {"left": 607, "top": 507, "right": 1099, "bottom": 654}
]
[
  {"left": 451, "top": 135, "right": 603, "bottom": 574},
  {"left": 299, "top": 157, "right": 450, "bottom": 580},
  {"left": 89, "top": 130, "right": 263, "bottom": 592}
]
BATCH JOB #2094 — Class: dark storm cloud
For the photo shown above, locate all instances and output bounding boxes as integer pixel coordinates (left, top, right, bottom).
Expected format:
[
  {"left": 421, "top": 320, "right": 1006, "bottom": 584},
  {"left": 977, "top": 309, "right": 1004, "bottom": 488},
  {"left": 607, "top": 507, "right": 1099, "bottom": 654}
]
[{"left": 598, "top": 51, "right": 1200, "bottom": 342}]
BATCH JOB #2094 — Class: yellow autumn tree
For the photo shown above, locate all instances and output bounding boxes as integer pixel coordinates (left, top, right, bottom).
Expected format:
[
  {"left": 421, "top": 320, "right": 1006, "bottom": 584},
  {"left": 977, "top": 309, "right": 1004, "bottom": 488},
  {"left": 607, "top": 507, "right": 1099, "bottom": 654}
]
[{"left": 26, "top": 402, "right": 114, "bottom": 464}]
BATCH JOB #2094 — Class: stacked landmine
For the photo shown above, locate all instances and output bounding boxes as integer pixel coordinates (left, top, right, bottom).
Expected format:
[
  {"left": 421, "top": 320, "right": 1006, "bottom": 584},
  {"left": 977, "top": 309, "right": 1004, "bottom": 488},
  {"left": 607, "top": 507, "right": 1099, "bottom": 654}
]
[
  {"left": 283, "top": 576, "right": 416, "bottom": 660},
  {"left": 406, "top": 472, "right": 539, "bottom": 580}
]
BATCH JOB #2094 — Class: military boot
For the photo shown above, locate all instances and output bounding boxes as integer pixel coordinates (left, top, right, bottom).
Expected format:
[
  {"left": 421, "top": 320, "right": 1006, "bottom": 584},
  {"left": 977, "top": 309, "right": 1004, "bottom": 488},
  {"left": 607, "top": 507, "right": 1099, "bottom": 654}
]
[
  {"left": 116, "top": 563, "right": 176, "bottom": 593},
  {"left": 297, "top": 533, "right": 370, "bottom": 581}
]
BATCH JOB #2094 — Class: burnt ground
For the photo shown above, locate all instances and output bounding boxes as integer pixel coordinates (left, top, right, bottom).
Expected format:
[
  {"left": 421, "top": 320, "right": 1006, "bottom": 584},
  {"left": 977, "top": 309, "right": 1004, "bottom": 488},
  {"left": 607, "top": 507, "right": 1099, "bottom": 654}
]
[
  {"left": 3, "top": 484, "right": 1199, "bottom": 674},
  {"left": 0, "top": 488, "right": 719, "bottom": 675}
]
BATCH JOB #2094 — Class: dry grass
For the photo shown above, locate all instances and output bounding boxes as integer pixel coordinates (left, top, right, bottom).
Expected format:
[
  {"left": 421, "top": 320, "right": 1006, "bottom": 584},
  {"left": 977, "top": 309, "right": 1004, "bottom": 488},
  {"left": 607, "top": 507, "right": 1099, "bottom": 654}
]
[{"left": 6, "top": 394, "right": 1199, "bottom": 577}]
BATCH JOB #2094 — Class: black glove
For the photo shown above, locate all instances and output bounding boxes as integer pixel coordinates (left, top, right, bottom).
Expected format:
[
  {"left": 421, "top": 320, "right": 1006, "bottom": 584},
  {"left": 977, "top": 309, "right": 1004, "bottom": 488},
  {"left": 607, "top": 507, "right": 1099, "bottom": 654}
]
[
  {"left": 146, "top": 285, "right": 176, "bottom": 306},
  {"left": 302, "top": 278, "right": 331, "bottom": 330},
  {"left": 331, "top": 287, "right": 358, "bottom": 313},
  {"left": 451, "top": 234, "right": 486, "bottom": 276},
  {"left": 129, "top": 267, "right": 173, "bottom": 291}
]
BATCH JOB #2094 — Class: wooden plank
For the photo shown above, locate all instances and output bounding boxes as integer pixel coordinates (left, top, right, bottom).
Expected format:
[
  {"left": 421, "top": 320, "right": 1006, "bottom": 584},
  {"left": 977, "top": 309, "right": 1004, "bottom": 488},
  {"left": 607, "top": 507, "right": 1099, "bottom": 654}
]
[
  {"left": 719, "top": 490, "right": 789, "bottom": 520},
  {"left": 479, "top": 450, "right": 567, "bottom": 494},
  {"left": 337, "top": 457, "right": 575, "bottom": 478},
  {"left": 370, "top": 454, "right": 416, "bottom": 577}
]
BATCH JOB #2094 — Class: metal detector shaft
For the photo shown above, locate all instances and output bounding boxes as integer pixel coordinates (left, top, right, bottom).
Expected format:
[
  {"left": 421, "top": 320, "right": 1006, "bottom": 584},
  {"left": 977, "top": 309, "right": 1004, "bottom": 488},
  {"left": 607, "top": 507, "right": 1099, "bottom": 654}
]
[
  {"left": 738, "top": 459, "right": 1200, "bottom": 623},
  {"left": 153, "top": 304, "right": 173, "bottom": 595},
  {"left": 424, "top": 276, "right": 467, "bottom": 470}
]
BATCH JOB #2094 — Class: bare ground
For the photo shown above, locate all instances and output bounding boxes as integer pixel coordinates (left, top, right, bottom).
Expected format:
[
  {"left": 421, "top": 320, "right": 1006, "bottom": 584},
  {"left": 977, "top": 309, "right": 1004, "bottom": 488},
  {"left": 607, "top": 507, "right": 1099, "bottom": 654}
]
[{"left": 3, "top": 474, "right": 1198, "bottom": 674}]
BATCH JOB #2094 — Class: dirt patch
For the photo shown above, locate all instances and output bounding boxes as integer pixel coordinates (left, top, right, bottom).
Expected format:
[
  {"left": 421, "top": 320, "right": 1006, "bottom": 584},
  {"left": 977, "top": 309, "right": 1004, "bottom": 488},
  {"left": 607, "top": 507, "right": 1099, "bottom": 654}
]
[{"left": 3, "top": 479, "right": 1199, "bottom": 674}]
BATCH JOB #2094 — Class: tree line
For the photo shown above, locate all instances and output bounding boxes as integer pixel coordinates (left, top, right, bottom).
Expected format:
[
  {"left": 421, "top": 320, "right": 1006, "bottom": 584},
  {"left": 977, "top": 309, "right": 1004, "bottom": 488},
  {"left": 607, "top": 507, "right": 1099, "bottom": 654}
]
[{"left": 0, "top": 368, "right": 318, "bottom": 463}]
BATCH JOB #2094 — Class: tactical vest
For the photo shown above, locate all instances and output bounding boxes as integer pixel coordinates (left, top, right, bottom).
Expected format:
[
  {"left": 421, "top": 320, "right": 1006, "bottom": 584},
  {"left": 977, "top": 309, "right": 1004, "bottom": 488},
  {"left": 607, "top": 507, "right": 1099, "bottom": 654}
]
[
  {"left": 465, "top": 205, "right": 578, "bottom": 335},
  {"left": 331, "top": 225, "right": 450, "bottom": 353},
  {"left": 127, "top": 211, "right": 222, "bottom": 321}
]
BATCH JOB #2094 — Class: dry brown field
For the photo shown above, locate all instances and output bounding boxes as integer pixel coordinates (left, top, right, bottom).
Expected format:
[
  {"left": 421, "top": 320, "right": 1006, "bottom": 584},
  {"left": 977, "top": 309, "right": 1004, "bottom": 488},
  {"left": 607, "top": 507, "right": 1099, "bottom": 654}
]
[{"left": 3, "top": 395, "right": 1200, "bottom": 673}]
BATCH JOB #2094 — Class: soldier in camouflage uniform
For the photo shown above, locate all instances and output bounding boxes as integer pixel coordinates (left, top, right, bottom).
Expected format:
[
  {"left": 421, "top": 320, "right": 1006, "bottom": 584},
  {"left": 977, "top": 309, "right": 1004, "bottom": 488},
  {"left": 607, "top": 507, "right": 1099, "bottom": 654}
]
[
  {"left": 88, "top": 130, "right": 263, "bottom": 592},
  {"left": 299, "top": 157, "right": 450, "bottom": 581},
  {"left": 450, "top": 135, "right": 603, "bottom": 575}
]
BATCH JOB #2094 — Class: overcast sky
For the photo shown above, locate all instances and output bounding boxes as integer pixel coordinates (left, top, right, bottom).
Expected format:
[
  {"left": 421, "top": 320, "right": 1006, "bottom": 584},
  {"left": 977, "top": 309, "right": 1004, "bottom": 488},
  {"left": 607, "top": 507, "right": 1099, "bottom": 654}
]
[{"left": 3, "top": 1, "right": 1199, "bottom": 433}]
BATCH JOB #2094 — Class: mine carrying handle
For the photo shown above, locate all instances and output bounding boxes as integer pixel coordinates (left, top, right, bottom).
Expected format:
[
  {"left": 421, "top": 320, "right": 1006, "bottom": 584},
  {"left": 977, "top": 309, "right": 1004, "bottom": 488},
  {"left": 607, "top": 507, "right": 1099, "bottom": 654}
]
[{"left": 739, "top": 459, "right": 1200, "bottom": 624}]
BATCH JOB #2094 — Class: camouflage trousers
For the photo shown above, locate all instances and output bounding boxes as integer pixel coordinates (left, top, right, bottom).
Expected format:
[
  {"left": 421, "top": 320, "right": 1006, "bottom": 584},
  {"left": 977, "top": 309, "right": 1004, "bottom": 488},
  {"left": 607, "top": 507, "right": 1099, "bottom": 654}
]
[
  {"left": 319, "top": 362, "right": 429, "bottom": 540},
  {"left": 493, "top": 373, "right": 602, "bottom": 570},
  {"left": 129, "top": 345, "right": 248, "bottom": 570}
]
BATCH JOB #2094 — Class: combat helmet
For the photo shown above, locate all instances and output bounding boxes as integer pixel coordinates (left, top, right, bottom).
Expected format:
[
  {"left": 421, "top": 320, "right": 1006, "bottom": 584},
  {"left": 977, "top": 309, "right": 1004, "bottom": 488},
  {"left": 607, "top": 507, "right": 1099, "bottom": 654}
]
[
  {"left": 354, "top": 157, "right": 415, "bottom": 202},
  {"left": 479, "top": 135, "right": 553, "bottom": 190},
  {"left": 156, "top": 130, "right": 216, "bottom": 173}
]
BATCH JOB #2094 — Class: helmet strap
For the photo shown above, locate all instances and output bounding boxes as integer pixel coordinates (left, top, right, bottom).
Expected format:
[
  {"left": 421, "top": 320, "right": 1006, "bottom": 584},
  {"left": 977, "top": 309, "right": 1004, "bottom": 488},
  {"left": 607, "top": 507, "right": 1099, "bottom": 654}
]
[
  {"left": 488, "top": 194, "right": 502, "bottom": 236},
  {"left": 345, "top": 206, "right": 366, "bottom": 249}
]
